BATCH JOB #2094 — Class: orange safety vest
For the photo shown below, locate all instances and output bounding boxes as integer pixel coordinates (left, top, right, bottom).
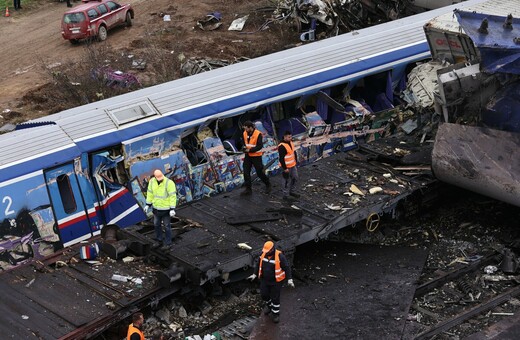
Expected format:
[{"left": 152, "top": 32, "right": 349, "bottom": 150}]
[
  {"left": 243, "top": 129, "right": 263, "bottom": 157},
  {"left": 278, "top": 141, "right": 296, "bottom": 168},
  {"left": 127, "top": 324, "right": 144, "bottom": 340},
  {"left": 258, "top": 249, "right": 286, "bottom": 282}
]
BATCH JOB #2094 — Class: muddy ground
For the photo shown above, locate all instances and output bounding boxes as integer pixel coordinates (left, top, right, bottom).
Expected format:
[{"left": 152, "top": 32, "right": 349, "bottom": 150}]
[{"left": 0, "top": 0, "right": 300, "bottom": 125}]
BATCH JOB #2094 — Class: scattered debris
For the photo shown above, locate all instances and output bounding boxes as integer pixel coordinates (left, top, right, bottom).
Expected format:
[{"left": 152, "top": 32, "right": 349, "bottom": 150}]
[
  {"left": 105, "top": 301, "right": 116, "bottom": 310},
  {"left": 350, "top": 184, "right": 365, "bottom": 196},
  {"left": 180, "top": 57, "right": 248, "bottom": 76},
  {"left": 91, "top": 67, "right": 141, "bottom": 89},
  {"left": 237, "top": 243, "right": 252, "bottom": 250},
  {"left": 228, "top": 15, "right": 249, "bottom": 31},
  {"left": 197, "top": 12, "right": 222, "bottom": 31}
]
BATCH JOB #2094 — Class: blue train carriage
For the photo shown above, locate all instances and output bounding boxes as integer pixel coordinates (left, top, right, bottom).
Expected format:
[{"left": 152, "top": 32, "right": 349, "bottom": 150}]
[
  {"left": 0, "top": 126, "right": 146, "bottom": 270},
  {"left": 2, "top": 0, "right": 489, "bottom": 270}
]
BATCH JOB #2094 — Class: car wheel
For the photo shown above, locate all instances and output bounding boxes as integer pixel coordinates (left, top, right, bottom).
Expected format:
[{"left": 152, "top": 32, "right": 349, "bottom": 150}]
[
  {"left": 98, "top": 26, "right": 108, "bottom": 42},
  {"left": 70, "top": 39, "right": 80, "bottom": 45},
  {"left": 126, "top": 12, "right": 132, "bottom": 27}
]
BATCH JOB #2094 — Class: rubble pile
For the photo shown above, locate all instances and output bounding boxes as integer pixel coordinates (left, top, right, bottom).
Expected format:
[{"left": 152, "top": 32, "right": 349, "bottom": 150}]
[
  {"left": 141, "top": 286, "right": 262, "bottom": 339},
  {"left": 340, "top": 188, "right": 520, "bottom": 339},
  {"left": 274, "top": 0, "right": 427, "bottom": 39}
]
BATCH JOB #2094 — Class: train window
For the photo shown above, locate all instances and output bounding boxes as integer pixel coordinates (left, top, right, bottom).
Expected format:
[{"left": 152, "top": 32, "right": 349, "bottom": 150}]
[
  {"left": 181, "top": 134, "right": 207, "bottom": 166},
  {"left": 57, "top": 174, "right": 77, "bottom": 214},
  {"left": 107, "top": 101, "right": 158, "bottom": 126}
]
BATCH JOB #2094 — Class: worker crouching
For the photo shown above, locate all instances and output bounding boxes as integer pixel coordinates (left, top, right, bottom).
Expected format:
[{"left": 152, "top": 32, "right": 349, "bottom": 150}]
[{"left": 248, "top": 241, "right": 295, "bottom": 323}]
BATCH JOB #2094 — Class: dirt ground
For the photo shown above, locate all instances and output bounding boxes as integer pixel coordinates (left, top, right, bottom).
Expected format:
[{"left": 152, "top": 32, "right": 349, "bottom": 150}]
[{"left": 0, "top": 0, "right": 299, "bottom": 125}]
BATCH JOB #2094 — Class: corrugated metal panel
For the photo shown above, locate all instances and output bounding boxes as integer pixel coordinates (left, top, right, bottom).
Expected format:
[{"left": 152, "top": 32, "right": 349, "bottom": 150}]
[
  {"left": 22, "top": 0, "right": 488, "bottom": 148},
  {"left": 0, "top": 125, "right": 74, "bottom": 167},
  {"left": 57, "top": 109, "right": 117, "bottom": 140},
  {"left": 427, "top": 0, "right": 520, "bottom": 32}
]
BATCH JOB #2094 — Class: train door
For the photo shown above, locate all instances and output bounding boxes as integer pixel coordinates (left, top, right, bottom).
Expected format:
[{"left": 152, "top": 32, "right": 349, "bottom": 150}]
[
  {"left": 90, "top": 151, "right": 147, "bottom": 228},
  {"left": 44, "top": 163, "right": 94, "bottom": 247}
]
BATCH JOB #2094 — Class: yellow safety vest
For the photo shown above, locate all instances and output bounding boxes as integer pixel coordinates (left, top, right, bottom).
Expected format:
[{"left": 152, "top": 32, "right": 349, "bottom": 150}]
[{"left": 146, "top": 177, "right": 177, "bottom": 210}]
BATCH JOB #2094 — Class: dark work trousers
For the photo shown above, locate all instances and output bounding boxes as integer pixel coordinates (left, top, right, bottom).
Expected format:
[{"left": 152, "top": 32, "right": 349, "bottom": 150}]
[
  {"left": 260, "top": 280, "right": 282, "bottom": 315},
  {"left": 153, "top": 209, "right": 172, "bottom": 245},
  {"left": 243, "top": 155, "right": 270, "bottom": 188},
  {"left": 281, "top": 167, "right": 298, "bottom": 196},
  {"left": 13, "top": 0, "right": 21, "bottom": 10}
]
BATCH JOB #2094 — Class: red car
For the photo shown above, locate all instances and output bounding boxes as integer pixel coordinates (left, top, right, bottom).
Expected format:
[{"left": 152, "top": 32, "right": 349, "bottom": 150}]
[{"left": 61, "top": 0, "right": 134, "bottom": 44}]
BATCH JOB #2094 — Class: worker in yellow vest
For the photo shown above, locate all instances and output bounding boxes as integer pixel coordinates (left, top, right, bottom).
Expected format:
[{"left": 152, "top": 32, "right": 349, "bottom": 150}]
[
  {"left": 278, "top": 131, "right": 299, "bottom": 200},
  {"left": 248, "top": 241, "right": 294, "bottom": 323},
  {"left": 127, "top": 312, "right": 145, "bottom": 340},
  {"left": 241, "top": 121, "right": 272, "bottom": 195},
  {"left": 145, "top": 169, "right": 177, "bottom": 247}
]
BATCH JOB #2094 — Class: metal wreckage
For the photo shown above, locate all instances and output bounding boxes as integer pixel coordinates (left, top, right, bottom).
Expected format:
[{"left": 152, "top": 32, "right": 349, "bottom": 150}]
[
  {"left": 273, "top": 0, "right": 464, "bottom": 39},
  {"left": 2, "top": 0, "right": 520, "bottom": 338}
]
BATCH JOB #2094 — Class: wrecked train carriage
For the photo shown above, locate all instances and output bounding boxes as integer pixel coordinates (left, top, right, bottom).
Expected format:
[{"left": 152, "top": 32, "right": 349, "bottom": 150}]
[
  {"left": 0, "top": 0, "right": 489, "bottom": 272},
  {"left": 417, "top": 0, "right": 520, "bottom": 207}
]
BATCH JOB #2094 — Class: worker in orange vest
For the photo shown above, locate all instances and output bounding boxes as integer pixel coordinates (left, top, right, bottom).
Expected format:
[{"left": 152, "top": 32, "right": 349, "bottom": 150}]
[
  {"left": 248, "top": 241, "right": 294, "bottom": 323},
  {"left": 241, "top": 121, "right": 272, "bottom": 195},
  {"left": 278, "top": 131, "right": 299, "bottom": 200},
  {"left": 127, "top": 312, "right": 145, "bottom": 340}
]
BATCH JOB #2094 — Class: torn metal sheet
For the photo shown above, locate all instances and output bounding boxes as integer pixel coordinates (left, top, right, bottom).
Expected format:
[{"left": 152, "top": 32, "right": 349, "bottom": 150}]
[
  {"left": 228, "top": 15, "right": 249, "bottom": 31},
  {"left": 482, "top": 81, "right": 520, "bottom": 133},
  {"left": 432, "top": 123, "right": 520, "bottom": 208},
  {"left": 402, "top": 61, "right": 446, "bottom": 108},
  {"left": 275, "top": 0, "right": 425, "bottom": 38},
  {"left": 180, "top": 57, "right": 248, "bottom": 76},
  {"left": 455, "top": 11, "right": 520, "bottom": 74}
]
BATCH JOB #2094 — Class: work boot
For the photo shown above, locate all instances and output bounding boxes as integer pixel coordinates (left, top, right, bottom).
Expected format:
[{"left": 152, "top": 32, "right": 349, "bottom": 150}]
[
  {"left": 240, "top": 187, "right": 252, "bottom": 196},
  {"left": 270, "top": 313, "right": 280, "bottom": 323},
  {"left": 289, "top": 191, "right": 300, "bottom": 198},
  {"left": 160, "top": 244, "right": 172, "bottom": 251},
  {"left": 262, "top": 305, "right": 271, "bottom": 315},
  {"left": 265, "top": 183, "right": 272, "bottom": 194}
]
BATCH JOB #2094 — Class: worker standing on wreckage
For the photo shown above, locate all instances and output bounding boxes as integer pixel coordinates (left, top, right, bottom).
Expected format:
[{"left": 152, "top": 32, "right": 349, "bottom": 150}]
[
  {"left": 248, "top": 241, "right": 295, "bottom": 323},
  {"left": 145, "top": 170, "right": 177, "bottom": 249},
  {"left": 278, "top": 130, "right": 300, "bottom": 200},
  {"left": 241, "top": 121, "right": 272, "bottom": 195}
]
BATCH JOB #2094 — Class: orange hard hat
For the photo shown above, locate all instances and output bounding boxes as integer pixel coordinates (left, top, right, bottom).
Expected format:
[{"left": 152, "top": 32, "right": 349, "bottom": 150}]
[{"left": 262, "top": 241, "right": 274, "bottom": 253}]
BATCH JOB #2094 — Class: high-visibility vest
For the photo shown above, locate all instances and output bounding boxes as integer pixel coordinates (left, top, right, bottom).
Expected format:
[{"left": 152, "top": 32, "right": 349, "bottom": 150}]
[
  {"left": 258, "top": 249, "right": 286, "bottom": 282},
  {"left": 146, "top": 177, "right": 177, "bottom": 210},
  {"left": 243, "top": 129, "right": 263, "bottom": 157},
  {"left": 127, "top": 324, "right": 144, "bottom": 340},
  {"left": 278, "top": 141, "right": 296, "bottom": 168}
]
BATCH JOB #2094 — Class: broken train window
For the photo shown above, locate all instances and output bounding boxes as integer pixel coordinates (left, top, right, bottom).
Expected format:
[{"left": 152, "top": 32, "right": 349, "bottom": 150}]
[
  {"left": 91, "top": 148, "right": 129, "bottom": 197},
  {"left": 181, "top": 127, "right": 215, "bottom": 166}
]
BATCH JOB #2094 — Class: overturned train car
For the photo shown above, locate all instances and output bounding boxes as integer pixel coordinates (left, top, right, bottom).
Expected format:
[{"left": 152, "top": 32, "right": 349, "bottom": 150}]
[
  {"left": 427, "top": 2, "right": 520, "bottom": 207},
  {"left": 0, "top": 0, "right": 491, "bottom": 272}
]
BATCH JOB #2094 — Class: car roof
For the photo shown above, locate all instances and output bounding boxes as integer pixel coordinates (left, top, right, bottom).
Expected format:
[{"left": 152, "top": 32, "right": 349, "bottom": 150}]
[{"left": 63, "top": 0, "right": 116, "bottom": 14}]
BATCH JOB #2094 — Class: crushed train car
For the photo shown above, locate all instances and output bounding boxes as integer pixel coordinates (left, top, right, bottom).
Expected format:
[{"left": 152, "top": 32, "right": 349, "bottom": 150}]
[
  {"left": 424, "top": 1, "right": 520, "bottom": 207},
  {"left": 0, "top": 0, "right": 490, "bottom": 272}
]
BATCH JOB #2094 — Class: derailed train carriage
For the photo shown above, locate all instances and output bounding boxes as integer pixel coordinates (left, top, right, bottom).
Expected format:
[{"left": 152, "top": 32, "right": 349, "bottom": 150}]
[{"left": 0, "top": 0, "right": 492, "bottom": 271}]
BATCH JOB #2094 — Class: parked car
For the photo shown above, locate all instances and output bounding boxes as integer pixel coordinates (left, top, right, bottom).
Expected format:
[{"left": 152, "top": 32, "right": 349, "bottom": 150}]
[{"left": 61, "top": 0, "right": 134, "bottom": 44}]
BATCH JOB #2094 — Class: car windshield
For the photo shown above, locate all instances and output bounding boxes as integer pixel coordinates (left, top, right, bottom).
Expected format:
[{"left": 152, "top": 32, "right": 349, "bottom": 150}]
[{"left": 63, "top": 12, "right": 86, "bottom": 24}]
